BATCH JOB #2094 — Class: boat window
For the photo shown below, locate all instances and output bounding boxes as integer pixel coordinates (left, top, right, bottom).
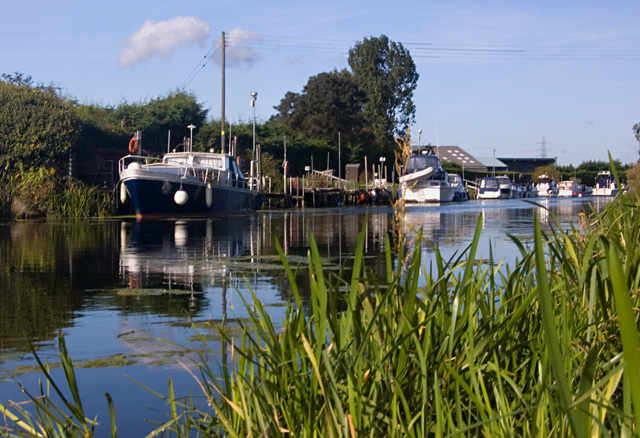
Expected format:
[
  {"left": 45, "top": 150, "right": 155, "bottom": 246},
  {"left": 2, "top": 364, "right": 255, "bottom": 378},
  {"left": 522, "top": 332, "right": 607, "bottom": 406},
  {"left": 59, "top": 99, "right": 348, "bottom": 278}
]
[
  {"left": 482, "top": 178, "right": 499, "bottom": 189},
  {"left": 407, "top": 155, "right": 441, "bottom": 172},
  {"left": 164, "top": 156, "right": 189, "bottom": 166},
  {"left": 195, "top": 157, "right": 223, "bottom": 168}
]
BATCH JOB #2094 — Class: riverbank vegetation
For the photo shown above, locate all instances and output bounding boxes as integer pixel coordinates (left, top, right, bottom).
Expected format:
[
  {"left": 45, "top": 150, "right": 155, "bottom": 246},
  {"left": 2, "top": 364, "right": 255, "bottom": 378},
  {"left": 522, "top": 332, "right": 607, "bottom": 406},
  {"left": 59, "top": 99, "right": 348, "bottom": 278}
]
[{"left": 2, "top": 189, "right": 640, "bottom": 436}]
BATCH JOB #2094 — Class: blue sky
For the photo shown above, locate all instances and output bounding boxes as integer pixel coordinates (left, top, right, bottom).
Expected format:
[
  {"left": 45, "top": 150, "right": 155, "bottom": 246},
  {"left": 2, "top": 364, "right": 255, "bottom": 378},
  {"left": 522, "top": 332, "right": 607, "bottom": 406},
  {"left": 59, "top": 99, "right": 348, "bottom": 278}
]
[{"left": 2, "top": 0, "right": 639, "bottom": 165}]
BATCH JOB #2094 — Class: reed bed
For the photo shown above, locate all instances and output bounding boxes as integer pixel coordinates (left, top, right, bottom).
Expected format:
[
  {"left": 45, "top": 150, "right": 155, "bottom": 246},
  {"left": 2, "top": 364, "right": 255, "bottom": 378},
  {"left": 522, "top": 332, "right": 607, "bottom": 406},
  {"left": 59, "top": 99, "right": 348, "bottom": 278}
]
[
  {"left": 2, "top": 192, "right": 640, "bottom": 437},
  {"left": 146, "top": 192, "right": 639, "bottom": 437}
]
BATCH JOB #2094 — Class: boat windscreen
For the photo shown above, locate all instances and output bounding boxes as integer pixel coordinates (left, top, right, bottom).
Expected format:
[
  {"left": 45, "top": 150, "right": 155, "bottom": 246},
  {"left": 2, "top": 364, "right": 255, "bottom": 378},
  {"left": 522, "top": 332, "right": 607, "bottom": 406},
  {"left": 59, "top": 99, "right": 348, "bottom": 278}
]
[
  {"left": 407, "top": 155, "right": 440, "bottom": 172},
  {"left": 482, "top": 178, "right": 499, "bottom": 189}
]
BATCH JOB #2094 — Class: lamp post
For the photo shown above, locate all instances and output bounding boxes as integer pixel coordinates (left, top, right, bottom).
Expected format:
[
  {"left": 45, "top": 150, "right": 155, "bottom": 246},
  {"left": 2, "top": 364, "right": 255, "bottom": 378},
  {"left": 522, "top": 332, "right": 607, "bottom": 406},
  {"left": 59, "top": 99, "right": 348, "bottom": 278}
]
[
  {"left": 250, "top": 92, "right": 257, "bottom": 188},
  {"left": 187, "top": 124, "right": 196, "bottom": 151},
  {"left": 379, "top": 156, "right": 386, "bottom": 187},
  {"left": 418, "top": 129, "right": 422, "bottom": 145}
]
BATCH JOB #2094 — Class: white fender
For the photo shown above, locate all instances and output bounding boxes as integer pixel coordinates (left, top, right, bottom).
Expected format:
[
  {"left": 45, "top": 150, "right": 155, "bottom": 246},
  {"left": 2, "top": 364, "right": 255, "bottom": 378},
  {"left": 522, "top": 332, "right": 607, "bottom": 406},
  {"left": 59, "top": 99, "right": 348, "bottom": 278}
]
[
  {"left": 120, "top": 183, "right": 128, "bottom": 204},
  {"left": 174, "top": 188, "right": 188, "bottom": 205},
  {"left": 206, "top": 183, "right": 213, "bottom": 207}
]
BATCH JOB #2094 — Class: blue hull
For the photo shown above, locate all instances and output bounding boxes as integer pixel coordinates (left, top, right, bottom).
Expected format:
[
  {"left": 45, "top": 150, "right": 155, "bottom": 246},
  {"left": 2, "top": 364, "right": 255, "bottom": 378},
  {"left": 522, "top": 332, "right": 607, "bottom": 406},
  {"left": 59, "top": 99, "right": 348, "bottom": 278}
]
[{"left": 124, "top": 179, "right": 260, "bottom": 218}]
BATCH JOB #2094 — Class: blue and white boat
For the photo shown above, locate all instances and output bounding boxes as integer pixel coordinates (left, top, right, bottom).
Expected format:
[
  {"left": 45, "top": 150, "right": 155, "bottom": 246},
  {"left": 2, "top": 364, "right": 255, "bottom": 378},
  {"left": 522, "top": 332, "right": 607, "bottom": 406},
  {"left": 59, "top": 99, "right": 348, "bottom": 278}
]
[
  {"left": 448, "top": 173, "right": 469, "bottom": 201},
  {"left": 399, "top": 152, "right": 455, "bottom": 203},
  {"left": 477, "top": 175, "right": 516, "bottom": 200},
  {"left": 592, "top": 170, "right": 618, "bottom": 196},
  {"left": 119, "top": 134, "right": 261, "bottom": 218}
]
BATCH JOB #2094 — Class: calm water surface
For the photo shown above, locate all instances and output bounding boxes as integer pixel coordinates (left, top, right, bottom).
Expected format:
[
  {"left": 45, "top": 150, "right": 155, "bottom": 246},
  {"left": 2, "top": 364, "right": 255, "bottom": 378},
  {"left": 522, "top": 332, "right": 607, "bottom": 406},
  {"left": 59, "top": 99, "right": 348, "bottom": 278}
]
[{"left": 0, "top": 197, "right": 611, "bottom": 436}]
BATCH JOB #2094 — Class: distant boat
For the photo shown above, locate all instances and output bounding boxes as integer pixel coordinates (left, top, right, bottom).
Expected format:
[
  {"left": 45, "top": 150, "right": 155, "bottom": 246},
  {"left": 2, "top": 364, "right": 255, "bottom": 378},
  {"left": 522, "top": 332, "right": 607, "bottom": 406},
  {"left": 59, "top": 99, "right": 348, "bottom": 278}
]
[
  {"left": 399, "top": 151, "right": 455, "bottom": 202},
  {"left": 578, "top": 184, "right": 592, "bottom": 197},
  {"left": 557, "top": 180, "right": 581, "bottom": 198},
  {"left": 119, "top": 134, "right": 261, "bottom": 219},
  {"left": 448, "top": 173, "right": 469, "bottom": 201},
  {"left": 535, "top": 174, "right": 558, "bottom": 198},
  {"left": 477, "top": 175, "right": 516, "bottom": 200},
  {"left": 592, "top": 170, "right": 618, "bottom": 196},
  {"left": 516, "top": 183, "right": 538, "bottom": 198}
]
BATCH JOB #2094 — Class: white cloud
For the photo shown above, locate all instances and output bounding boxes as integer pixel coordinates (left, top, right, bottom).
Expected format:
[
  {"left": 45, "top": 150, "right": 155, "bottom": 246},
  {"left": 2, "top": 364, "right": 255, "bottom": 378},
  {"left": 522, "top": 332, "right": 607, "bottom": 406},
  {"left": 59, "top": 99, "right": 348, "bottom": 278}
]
[
  {"left": 224, "top": 28, "right": 263, "bottom": 67},
  {"left": 118, "top": 16, "right": 210, "bottom": 69}
]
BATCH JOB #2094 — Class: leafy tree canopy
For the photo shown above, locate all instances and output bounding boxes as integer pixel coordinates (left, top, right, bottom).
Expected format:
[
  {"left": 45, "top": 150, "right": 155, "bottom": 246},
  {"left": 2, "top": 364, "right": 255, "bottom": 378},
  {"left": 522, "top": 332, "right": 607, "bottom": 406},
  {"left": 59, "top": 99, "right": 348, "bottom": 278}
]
[
  {"left": 112, "top": 91, "right": 208, "bottom": 152},
  {"left": 270, "top": 70, "right": 370, "bottom": 163},
  {"left": 348, "top": 35, "right": 419, "bottom": 152},
  {"left": 0, "top": 77, "right": 77, "bottom": 172}
]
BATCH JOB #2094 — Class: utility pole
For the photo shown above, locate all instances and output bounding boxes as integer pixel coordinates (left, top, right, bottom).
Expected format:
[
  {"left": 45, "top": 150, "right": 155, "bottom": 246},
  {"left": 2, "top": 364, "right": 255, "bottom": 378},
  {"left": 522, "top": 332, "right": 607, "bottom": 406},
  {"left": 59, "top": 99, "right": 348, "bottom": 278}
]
[
  {"left": 221, "top": 32, "right": 225, "bottom": 153},
  {"left": 541, "top": 137, "right": 547, "bottom": 158}
]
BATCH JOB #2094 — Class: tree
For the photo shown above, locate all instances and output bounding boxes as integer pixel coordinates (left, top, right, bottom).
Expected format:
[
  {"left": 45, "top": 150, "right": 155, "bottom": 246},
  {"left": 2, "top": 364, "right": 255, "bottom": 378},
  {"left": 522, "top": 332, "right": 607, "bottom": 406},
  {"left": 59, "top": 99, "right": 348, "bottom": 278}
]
[
  {"left": 532, "top": 165, "right": 561, "bottom": 183},
  {"left": 111, "top": 91, "right": 208, "bottom": 152},
  {"left": 626, "top": 161, "right": 640, "bottom": 192},
  {"left": 272, "top": 70, "right": 367, "bottom": 149},
  {"left": 0, "top": 79, "right": 77, "bottom": 171},
  {"left": 348, "top": 35, "right": 419, "bottom": 153},
  {"left": 635, "top": 122, "right": 640, "bottom": 156}
]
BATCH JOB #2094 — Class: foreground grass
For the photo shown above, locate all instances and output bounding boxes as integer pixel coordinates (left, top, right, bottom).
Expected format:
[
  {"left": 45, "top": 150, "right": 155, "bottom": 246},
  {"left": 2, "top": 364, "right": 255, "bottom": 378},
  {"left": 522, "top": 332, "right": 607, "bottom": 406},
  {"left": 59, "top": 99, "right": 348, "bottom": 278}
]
[{"left": 2, "top": 193, "right": 640, "bottom": 437}]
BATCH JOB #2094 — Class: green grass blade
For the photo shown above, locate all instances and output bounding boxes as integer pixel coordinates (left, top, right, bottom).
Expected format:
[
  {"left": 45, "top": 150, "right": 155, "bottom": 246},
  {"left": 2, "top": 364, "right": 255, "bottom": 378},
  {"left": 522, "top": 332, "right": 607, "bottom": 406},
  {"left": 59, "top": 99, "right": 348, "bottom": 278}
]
[
  {"left": 606, "top": 240, "right": 640, "bottom": 424},
  {"left": 534, "top": 215, "right": 584, "bottom": 436}
]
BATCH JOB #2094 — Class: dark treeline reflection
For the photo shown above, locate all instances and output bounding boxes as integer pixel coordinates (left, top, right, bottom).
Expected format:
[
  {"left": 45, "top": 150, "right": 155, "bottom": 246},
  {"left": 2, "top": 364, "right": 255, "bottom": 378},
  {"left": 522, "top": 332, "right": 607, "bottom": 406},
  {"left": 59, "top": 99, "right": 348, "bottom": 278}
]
[
  {"left": 0, "top": 221, "right": 120, "bottom": 351},
  {"left": 0, "top": 209, "right": 397, "bottom": 355}
]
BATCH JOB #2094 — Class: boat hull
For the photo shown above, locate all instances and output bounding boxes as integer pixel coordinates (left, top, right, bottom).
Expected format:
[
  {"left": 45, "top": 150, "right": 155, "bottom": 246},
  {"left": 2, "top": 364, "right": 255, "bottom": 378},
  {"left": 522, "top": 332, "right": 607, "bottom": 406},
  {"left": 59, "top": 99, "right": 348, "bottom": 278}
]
[
  {"left": 592, "top": 188, "right": 618, "bottom": 196},
  {"left": 122, "top": 176, "right": 259, "bottom": 218},
  {"left": 402, "top": 184, "right": 455, "bottom": 203}
]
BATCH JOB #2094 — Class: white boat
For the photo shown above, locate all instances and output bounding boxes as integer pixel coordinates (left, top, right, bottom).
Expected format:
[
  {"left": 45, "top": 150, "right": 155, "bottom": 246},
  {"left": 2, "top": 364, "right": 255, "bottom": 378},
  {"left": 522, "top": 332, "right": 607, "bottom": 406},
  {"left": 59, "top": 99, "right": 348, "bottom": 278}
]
[
  {"left": 557, "top": 180, "right": 580, "bottom": 197},
  {"left": 399, "top": 153, "right": 455, "bottom": 202},
  {"left": 448, "top": 174, "right": 469, "bottom": 201},
  {"left": 535, "top": 174, "right": 558, "bottom": 198},
  {"left": 119, "top": 133, "right": 261, "bottom": 219},
  {"left": 592, "top": 170, "right": 618, "bottom": 196},
  {"left": 477, "top": 175, "right": 515, "bottom": 200}
]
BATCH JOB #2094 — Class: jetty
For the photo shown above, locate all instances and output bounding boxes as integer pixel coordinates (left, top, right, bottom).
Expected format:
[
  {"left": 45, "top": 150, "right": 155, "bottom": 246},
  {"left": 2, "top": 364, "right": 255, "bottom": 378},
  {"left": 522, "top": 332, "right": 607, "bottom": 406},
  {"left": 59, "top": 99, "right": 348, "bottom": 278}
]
[{"left": 262, "top": 169, "right": 393, "bottom": 209}]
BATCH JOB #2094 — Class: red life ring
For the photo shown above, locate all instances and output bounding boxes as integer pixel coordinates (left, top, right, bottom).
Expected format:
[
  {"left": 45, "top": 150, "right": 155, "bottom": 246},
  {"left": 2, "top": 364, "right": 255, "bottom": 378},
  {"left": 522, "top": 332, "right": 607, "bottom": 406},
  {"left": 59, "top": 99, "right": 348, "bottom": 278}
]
[{"left": 128, "top": 137, "right": 138, "bottom": 154}]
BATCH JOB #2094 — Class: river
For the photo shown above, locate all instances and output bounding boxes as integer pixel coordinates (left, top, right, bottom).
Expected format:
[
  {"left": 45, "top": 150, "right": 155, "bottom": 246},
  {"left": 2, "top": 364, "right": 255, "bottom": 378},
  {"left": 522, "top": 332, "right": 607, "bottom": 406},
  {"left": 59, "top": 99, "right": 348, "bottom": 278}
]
[{"left": 0, "top": 197, "right": 611, "bottom": 436}]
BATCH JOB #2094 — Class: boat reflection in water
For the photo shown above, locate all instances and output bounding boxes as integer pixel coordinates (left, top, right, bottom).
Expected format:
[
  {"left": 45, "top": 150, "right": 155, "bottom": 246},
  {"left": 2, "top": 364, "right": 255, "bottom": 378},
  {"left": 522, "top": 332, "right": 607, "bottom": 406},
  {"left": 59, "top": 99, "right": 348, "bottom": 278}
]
[{"left": 116, "top": 210, "right": 398, "bottom": 322}]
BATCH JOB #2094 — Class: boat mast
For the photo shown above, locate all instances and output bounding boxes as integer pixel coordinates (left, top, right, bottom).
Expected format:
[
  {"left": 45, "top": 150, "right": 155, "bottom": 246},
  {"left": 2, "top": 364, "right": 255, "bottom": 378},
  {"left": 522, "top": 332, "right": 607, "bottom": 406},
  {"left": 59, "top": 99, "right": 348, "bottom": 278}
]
[{"left": 221, "top": 31, "right": 226, "bottom": 154}]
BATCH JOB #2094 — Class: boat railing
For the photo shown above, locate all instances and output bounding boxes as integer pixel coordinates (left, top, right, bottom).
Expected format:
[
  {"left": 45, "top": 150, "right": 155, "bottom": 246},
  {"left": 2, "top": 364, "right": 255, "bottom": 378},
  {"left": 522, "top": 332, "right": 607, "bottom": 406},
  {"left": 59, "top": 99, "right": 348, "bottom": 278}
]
[
  {"left": 187, "top": 166, "right": 248, "bottom": 189},
  {"left": 119, "top": 154, "right": 162, "bottom": 173},
  {"left": 120, "top": 155, "right": 248, "bottom": 190}
]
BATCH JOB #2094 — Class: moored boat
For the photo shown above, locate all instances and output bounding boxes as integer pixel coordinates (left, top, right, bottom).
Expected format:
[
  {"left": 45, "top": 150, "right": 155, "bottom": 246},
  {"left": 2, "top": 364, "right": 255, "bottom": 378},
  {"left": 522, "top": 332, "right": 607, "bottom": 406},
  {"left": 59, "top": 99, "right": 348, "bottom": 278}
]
[
  {"left": 119, "top": 133, "right": 261, "bottom": 218},
  {"left": 477, "top": 175, "right": 515, "bottom": 200},
  {"left": 592, "top": 170, "right": 618, "bottom": 196},
  {"left": 516, "top": 183, "right": 538, "bottom": 198},
  {"left": 557, "top": 180, "right": 580, "bottom": 197},
  {"left": 399, "top": 150, "right": 455, "bottom": 203},
  {"left": 535, "top": 174, "right": 558, "bottom": 198},
  {"left": 448, "top": 173, "right": 469, "bottom": 201}
]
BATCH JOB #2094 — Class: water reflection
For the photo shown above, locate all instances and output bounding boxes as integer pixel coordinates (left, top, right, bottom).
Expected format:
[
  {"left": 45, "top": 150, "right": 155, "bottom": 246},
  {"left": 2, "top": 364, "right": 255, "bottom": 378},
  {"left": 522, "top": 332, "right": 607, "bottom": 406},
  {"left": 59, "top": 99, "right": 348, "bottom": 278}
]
[
  {"left": 0, "top": 199, "right": 615, "bottom": 435},
  {"left": 0, "top": 200, "right": 611, "bottom": 361}
]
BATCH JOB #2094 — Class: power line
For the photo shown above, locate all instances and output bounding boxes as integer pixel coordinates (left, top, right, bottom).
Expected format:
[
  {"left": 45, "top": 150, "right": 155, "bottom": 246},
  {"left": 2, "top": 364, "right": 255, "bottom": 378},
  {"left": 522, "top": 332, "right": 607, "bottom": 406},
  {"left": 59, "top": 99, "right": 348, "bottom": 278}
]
[{"left": 180, "top": 36, "right": 223, "bottom": 90}]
